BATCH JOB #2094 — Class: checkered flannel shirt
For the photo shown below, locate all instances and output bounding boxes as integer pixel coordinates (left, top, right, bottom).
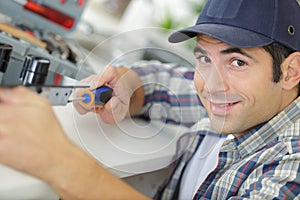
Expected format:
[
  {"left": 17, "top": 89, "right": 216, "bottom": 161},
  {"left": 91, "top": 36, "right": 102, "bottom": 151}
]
[
  {"left": 131, "top": 60, "right": 206, "bottom": 127},
  {"left": 132, "top": 61, "right": 300, "bottom": 199}
]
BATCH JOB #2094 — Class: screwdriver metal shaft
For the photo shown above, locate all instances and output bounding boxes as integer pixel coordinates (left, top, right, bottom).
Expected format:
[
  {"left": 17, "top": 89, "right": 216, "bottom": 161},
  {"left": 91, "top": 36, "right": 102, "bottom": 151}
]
[{"left": 67, "top": 97, "right": 86, "bottom": 103}]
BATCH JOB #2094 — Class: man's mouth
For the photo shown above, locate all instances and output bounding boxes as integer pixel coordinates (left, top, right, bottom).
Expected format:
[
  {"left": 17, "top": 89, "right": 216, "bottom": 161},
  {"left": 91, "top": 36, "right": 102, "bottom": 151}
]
[
  {"left": 201, "top": 91, "right": 242, "bottom": 116},
  {"left": 210, "top": 101, "right": 240, "bottom": 116}
]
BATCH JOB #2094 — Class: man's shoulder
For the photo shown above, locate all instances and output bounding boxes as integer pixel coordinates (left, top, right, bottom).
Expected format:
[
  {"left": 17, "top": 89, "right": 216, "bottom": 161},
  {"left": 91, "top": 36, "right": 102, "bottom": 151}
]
[{"left": 278, "top": 117, "right": 300, "bottom": 154}]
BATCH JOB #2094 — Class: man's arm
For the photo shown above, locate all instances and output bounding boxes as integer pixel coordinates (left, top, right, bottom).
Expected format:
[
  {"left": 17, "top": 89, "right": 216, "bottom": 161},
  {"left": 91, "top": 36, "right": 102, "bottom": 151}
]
[
  {"left": 130, "top": 61, "right": 205, "bottom": 127},
  {"left": 0, "top": 86, "right": 149, "bottom": 200},
  {"left": 46, "top": 133, "right": 149, "bottom": 199},
  {"left": 116, "top": 66, "right": 145, "bottom": 116},
  {"left": 75, "top": 61, "right": 205, "bottom": 126}
]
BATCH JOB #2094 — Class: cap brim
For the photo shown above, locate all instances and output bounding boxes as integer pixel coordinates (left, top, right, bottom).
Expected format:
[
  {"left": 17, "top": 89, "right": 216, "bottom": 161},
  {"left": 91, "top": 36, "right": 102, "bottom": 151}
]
[{"left": 168, "top": 24, "right": 274, "bottom": 48}]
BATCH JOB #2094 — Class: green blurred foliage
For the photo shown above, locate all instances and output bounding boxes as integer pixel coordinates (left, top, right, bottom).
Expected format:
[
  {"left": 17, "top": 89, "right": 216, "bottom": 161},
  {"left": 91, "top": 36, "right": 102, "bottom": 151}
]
[{"left": 157, "top": 0, "right": 207, "bottom": 30}]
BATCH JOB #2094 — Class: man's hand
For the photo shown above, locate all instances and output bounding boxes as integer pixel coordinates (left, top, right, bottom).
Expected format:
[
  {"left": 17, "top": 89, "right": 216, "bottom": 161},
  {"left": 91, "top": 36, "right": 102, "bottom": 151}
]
[
  {"left": 0, "top": 86, "right": 69, "bottom": 177},
  {"left": 73, "top": 65, "right": 144, "bottom": 124}
]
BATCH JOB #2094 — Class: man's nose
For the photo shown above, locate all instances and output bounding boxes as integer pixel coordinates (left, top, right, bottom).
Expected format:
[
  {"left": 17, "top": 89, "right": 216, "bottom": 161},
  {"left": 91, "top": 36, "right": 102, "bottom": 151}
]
[{"left": 204, "top": 66, "right": 228, "bottom": 93}]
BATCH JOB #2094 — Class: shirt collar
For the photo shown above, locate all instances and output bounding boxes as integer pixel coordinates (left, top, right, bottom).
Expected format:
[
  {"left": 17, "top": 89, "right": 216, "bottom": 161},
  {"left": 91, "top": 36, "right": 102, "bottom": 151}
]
[{"left": 221, "top": 96, "right": 300, "bottom": 158}]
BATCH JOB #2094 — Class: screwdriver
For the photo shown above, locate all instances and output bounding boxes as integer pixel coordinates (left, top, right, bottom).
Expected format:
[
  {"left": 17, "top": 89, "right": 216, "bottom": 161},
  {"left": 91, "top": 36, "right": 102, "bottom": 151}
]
[{"left": 68, "top": 86, "right": 113, "bottom": 106}]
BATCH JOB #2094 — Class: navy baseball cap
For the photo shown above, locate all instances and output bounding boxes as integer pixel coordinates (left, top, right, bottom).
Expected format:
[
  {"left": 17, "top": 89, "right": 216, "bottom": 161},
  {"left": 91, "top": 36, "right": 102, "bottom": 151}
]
[{"left": 168, "top": 0, "right": 300, "bottom": 51}]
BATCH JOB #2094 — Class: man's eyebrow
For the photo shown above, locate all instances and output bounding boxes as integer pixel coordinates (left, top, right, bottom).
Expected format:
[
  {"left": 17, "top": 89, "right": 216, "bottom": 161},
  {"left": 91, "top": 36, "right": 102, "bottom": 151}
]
[
  {"left": 221, "top": 47, "right": 254, "bottom": 59},
  {"left": 193, "top": 46, "right": 255, "bottom": 60},
  {"left": 193, "top": 46, "right": 207, "bottom": 55}
]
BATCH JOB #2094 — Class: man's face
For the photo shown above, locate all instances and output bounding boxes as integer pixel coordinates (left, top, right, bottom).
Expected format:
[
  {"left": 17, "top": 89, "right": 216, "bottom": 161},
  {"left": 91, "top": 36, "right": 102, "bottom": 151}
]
[{"left": 194, "top": 35, "right": 287, "bottom": 135}]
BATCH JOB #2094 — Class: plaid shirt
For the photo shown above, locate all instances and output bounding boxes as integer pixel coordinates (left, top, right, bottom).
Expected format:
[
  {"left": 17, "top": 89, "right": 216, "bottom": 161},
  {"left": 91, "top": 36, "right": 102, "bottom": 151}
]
[
  {"left": 131, "top": 60, "right": 206, "bottom": 127},
  {"left": 132, "top": 61, "right": 300, "bottom": 200}
]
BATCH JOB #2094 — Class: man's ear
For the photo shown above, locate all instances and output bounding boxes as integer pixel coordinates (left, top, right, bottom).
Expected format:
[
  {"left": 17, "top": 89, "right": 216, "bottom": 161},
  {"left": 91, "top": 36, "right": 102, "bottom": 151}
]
[{"left": 281, "top": 52, "right": 300, "bottom": 91}]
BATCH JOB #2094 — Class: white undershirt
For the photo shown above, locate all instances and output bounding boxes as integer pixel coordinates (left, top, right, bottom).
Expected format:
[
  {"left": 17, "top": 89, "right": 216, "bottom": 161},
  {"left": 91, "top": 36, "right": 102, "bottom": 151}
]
[{"left": 179, "top": 134, "right": 228, "bottom": 200}]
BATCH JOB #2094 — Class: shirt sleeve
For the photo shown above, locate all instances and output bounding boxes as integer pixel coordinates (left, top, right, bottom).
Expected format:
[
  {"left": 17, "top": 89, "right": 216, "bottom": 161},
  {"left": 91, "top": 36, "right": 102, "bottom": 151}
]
[{"left": 130, "top": 60, "right": 207, "bottom": 127}]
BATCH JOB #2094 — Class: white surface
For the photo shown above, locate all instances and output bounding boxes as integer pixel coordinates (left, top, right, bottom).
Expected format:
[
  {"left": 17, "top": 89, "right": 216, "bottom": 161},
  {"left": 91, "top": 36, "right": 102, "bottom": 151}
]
[
  {"left": 55, "top": 103, "right": 188, "bottom": 177},
  {"left": 0, "top": 165, "right": 58, "bottom": 199},
  {"left": 0, "top": 103, "right": 188, "bottom": 198}
]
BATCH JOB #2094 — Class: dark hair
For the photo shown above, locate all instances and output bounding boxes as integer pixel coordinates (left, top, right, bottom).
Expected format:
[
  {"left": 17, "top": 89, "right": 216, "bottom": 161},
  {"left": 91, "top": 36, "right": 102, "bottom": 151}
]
[{"left": 262, "top": 43, "right": 299, "bottom": 96}]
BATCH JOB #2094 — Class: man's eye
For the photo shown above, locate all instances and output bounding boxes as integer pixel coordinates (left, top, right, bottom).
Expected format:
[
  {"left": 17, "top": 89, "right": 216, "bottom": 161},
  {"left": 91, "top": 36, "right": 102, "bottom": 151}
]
[
  {"left": 197, "top": 56, "right": 211, "bottom": 64},
  {"left": 232, "top": 59, "right": 246, "bottom": 67}
]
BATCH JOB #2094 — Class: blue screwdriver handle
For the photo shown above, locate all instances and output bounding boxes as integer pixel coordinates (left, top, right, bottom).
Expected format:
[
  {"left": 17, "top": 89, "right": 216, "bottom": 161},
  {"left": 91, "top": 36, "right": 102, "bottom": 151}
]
[
  {"left": 93, "top": 86, "right": 113, "bottom": 104},
  {"left": 80, "top": 86, "right": 113, "bottom": 105}
]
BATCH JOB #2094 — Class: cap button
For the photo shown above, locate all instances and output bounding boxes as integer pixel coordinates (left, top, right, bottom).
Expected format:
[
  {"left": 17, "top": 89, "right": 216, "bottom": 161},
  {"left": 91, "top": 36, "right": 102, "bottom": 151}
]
[{"left": 288, "top": 25, "right": 295, "bottom": 36}]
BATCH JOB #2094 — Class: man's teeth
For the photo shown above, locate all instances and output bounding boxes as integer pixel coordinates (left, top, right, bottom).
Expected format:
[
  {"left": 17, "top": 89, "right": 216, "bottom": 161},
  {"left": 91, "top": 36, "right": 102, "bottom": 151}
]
[
  {"left": 218, "top": 103, "right": 229, "bottom": 107},
  {"left": 214, "top": 102, "right": 235, "bottom": 107}
]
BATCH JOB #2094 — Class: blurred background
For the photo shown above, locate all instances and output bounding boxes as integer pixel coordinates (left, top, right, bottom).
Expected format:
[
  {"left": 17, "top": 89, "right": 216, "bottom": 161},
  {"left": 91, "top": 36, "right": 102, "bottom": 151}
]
[{"left": 70, "top": 0, "right": 207, "bottom": 76}]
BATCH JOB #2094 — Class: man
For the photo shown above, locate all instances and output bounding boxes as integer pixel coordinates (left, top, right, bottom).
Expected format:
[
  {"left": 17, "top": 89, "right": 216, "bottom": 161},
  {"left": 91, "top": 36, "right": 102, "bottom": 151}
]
[{"left": 0, "top": 0, "right": 299, "bottom": 199}]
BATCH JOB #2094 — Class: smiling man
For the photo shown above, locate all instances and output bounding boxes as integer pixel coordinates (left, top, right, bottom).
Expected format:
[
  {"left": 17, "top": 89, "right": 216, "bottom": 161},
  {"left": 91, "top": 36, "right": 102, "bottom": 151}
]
[
  {"left": 0, "top": 0, "right": 299, "bottom": 199},
  {"left": 193, "top": 35, "right": 295, "bottom": 135},
  {"left": 152, "top": 0, "right": 300, "bottom": 198}
]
